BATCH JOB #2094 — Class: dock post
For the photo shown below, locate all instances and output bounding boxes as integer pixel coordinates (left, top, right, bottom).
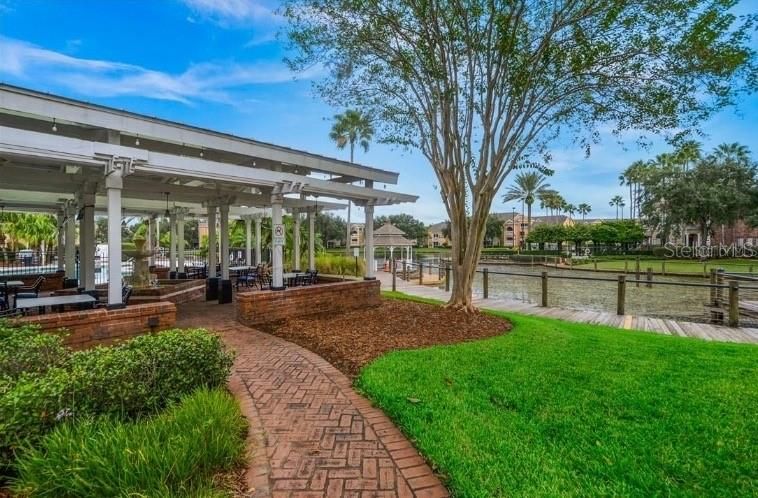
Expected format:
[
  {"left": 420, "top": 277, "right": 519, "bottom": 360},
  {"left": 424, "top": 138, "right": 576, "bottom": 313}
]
[
  {"left": 646, "top": 267, "right": 653, "bottom": 288},
  {"left": 419, "top": 262, "right": 423, "bottom": 285},
  {"left": 541, "top": 271, "right": 548, "bottom": 307},
  {"left": 635, "top": 257, "right": 640, "bottom": 287},
  {"left": 617, "top": 275, "right": 626, "bottom": 315},
  {"left": 403, "top": 261, "right": 408, "bottom": 281},
  {"left": 728, "top": 281, "right": 739, "bottom": 327},
  {"left": 662, "top": 260, "right": 666, "bottom": 276},
  {"left": 594, "top": 258, "right": 597, "bottom": 271},
  {"left": 391, "top": 259, "right": 396, "bottom": 292},
  {"left": 445, "top": 265, "right": 451, "bottom": 292},
  {"left": 482, "top": 268, "right": 489, "bottom": 299}
]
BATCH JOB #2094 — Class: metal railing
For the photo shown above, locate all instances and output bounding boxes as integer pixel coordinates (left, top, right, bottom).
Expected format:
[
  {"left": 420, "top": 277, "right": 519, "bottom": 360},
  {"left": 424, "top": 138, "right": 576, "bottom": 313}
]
[{"left": 389, "top": 260, "right": 758, "bottom": 328}]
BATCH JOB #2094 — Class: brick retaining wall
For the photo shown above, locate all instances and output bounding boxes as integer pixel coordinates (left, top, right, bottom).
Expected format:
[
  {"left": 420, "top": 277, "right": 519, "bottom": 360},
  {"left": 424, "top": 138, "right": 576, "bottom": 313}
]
[
  {"left": 13, "top": 302, "right": 176, "bottom": 349},
  {"left": 236, "top": 279, "right": 381, "bottom": 327}
]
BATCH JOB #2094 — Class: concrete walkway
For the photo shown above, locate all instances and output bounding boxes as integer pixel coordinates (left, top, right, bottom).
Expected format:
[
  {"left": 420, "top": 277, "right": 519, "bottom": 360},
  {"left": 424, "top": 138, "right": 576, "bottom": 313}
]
[
  {"left": 377, "top": 272, "right": 758, "bottom": 344},
  {"left": 177, "top": 301, "right": 449, "bottom": 498}
]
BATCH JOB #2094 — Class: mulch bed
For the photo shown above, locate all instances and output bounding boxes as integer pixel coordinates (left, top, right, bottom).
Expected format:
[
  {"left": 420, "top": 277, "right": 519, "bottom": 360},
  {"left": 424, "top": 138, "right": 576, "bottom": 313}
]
[{"left": 260, "top": 298, "right": 511, "bottom": 377}]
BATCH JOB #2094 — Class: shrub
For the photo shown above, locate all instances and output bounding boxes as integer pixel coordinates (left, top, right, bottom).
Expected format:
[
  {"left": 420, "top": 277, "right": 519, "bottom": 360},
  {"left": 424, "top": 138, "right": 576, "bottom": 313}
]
[
  {"left": 12, "top": 388, "right": 246, "bottom": 498},
  {"left": 0, "top": 321, "right": 68, "bottom": 382},
  {"left": 315, "top": 254, "right": 365, "bottom": 277},
  {"left": 0, "top": 328, "right": 234, "bottom": 472}
]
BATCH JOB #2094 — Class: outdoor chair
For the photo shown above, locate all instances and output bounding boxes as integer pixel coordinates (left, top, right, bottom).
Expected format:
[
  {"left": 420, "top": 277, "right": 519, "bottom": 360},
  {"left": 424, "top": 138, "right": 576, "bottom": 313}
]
[
  {"left": 307, "top": 270, "right": 319, "bottom": 285},
  {"left": 257, "top": 273, "right": 272, "bottom": 290},
  {"left": 235, "top": 268, "right": 254, "bottom": 290},
  {"left": 14, "top": 276, "right": 45, "bottom": 300},
  {"left": 122, "top": 285, "right": 133, "bottom": 306}
]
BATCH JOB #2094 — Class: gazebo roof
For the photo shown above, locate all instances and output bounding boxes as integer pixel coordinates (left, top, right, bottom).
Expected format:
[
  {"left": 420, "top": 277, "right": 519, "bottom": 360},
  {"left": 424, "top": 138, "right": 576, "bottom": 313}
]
[{"left": 373, "top": 222, "right": 414, "bottom": 247}]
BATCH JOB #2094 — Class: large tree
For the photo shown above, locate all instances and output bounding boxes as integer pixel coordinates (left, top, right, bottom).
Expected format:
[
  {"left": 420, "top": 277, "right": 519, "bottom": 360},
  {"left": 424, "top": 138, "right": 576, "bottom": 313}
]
[
  {"left": 284, "top": 0, "right": 756, "bottom": 311},
  {"left": 374, "top": 213, "right": 427, "bottom": 244}
]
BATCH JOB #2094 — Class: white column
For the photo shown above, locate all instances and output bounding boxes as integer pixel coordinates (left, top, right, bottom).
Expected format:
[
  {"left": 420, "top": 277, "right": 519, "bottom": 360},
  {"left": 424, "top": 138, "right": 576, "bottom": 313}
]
[
  {"left": 207, "top": 205, "right": 217, "bottom": 278},
  {"left": 219, "top": 203, "right": 230, "bottom": 280},
  {"left": 106, "top": 173, "right": 123, "bottom": 306},
  {"left": 345, "top": 201, "right": 351, "bottom": 255},
  {"left": 56, "top": 210, "right": 65, "bottom": 272},
  {"left": 147, "top": 215, "right": 156, "bottom": 266},
  {"left": 79, "top": 190, "right": 96, "bottom": 291},
  {"left": 254, "top": 215, "right": 262, "bottom": 266},
  {"left": 271, "top": 193, "right": 284, "bottom": 289},
  {"left": 244, "top": 216, "right": 253, "bottom": 266},
  {"left": 293, "top": 208, "right": 301, "bottom": 271},
  {"left": 176, "top": 210, "right": 185, "bottom": 276},
  {"left": 364, "top": 203, "right": 375, "bottom": 279},
  {"left": 308, "top": 208, "right": 316, "bottom": 271},
  {"left": 64, "top": 201, "right": 77, "bottom": 280},
  {"left": 155, "top": 217, "right": 161, "bottom": 262},
  {"left": 169, "top": 211, "right": 177, "bottom": 275}
]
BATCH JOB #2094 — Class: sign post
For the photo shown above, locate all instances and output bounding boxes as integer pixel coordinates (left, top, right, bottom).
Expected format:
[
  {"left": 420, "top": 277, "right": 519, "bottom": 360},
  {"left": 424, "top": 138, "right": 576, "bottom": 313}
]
[{"left": 273, "top": 224, "right": 285, "bottom": 247}]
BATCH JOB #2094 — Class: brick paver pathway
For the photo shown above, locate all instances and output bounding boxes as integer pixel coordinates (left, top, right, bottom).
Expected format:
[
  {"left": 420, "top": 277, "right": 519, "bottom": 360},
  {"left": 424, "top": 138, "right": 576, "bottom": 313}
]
[{"left": 177, "top": 301, "right": 448, "bottom": 498}]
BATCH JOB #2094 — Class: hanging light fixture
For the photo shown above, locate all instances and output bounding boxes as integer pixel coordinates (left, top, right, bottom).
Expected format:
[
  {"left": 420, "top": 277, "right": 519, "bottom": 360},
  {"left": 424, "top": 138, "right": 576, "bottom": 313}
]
[
  {"left": 51, "top": 118, "right": 57, "bottom": 132},
  {"left": 164, "top": 192, "right": 171, "bottom": 218},
  {"left": 199, "top": 148, "right": 204, "bottom": 158},
  {"left": 135, "top": 135, "right": 140, "bottom": 146}
]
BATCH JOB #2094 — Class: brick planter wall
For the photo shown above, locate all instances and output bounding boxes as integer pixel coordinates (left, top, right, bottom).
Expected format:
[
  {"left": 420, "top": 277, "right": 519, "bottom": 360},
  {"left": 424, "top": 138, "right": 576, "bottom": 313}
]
[
  {"left": 12, "top": 302, "right": 176, "bottom": 349},
  {"left": 236, "top": 279, "right": 381, "bottom": 327}
]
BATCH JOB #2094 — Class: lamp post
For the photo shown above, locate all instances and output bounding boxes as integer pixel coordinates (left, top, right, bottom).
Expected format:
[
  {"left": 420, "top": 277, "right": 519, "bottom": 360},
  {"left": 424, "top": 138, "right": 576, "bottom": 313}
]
[{"left": 511, "top": 207, "right": 516, "bottom": 249}]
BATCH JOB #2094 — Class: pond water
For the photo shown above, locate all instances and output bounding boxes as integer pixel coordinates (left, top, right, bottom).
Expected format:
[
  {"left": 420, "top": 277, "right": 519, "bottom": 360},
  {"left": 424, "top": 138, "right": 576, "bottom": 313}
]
[{"left": 406, "top": 256, "right": 740, "bottom": 323}]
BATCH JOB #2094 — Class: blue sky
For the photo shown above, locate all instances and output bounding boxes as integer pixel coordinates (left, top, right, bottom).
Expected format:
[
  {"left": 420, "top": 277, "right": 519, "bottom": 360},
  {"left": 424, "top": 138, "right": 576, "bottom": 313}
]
[{"left": 1, "top": 0, "right": 756, "bottom": 223}]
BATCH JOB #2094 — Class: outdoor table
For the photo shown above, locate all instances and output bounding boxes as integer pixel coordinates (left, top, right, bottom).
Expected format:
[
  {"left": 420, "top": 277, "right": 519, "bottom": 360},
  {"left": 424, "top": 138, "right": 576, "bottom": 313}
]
[
  {"left": 15, "top": 294, "right": 97, "bottom": 314},
  {"left": 283, "top": 272, "right": 306, "bottom": 287},
  {"left": 228, "top": 266, "right": 252, "bottom": 272}
]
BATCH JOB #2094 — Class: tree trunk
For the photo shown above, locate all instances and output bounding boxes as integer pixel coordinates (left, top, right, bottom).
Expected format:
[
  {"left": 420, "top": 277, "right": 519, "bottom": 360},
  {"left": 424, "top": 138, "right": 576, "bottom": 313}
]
[{"left": 446, "top": 189, "right": 491, "bottom": 313}]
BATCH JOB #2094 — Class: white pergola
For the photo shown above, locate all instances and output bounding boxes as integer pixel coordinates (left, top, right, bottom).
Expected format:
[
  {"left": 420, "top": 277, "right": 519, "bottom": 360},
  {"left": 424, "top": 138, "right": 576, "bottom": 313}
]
[{"left": 0, "top": 84, "right": 417, "bottom": 307}]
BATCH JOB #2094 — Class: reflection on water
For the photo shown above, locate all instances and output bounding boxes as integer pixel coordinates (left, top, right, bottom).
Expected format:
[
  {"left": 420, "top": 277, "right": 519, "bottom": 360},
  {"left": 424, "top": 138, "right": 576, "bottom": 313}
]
[{"left": 407, "top": 257, "right": 715, "bottom": 321}]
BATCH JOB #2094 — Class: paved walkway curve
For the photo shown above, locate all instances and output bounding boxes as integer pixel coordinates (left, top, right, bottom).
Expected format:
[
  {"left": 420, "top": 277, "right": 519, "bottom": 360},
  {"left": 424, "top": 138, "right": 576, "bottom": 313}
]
[{"left": 177, "top": 303, "right": 448, "bottom": 498}]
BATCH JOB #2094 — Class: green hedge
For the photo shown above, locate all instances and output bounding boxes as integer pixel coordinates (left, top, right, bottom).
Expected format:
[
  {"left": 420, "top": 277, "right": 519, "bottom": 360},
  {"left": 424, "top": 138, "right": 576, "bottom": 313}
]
[
  {"left": 0, "top": 328, "right": 233, "bottom": 472},
  {"left": 13, "top": 388, "right": 246, "bottom": 497},
  {"left": 0, "top": 321, "right": 69, "bottom": 381}
]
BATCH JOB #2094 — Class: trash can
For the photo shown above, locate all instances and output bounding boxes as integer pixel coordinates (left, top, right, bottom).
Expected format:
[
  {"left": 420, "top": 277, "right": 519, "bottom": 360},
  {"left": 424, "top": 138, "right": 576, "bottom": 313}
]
[
  {"left": 218, "top": 279, "right": 232, "bottom": 304},
  {"left": 206, "top": 277, "right": 219, "bottom": 301}
]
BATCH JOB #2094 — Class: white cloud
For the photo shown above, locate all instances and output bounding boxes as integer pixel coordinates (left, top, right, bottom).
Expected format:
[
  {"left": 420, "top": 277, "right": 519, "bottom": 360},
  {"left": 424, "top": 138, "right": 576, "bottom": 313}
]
[
  {"left": 180, "top": 0, "right": 279, "bottom": 25},
  {"left": 0, "top": 36, "right": 320, "bottom": 104}
]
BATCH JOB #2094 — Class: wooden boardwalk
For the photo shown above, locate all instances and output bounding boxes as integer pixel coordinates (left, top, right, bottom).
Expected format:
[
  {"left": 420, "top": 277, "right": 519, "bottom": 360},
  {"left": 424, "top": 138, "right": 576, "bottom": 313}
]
[{"left": 376, "top": 273, "right": 758, "bottom": 344}]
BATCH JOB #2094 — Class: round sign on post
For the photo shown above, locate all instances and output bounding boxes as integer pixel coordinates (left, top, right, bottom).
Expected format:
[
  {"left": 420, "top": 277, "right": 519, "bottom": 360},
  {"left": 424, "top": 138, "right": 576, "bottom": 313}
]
[{"left": 273, "top": 224, "right": 285, "bottom": 246}]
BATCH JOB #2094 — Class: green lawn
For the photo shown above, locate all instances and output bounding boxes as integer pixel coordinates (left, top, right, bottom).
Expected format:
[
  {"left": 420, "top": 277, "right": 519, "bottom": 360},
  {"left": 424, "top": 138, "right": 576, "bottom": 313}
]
[
  {"left": 359, "top": 293, "right": 758, "bottom": 497},
  {"left": 572, "top": 258, "right": 757, "bottom": 275}
]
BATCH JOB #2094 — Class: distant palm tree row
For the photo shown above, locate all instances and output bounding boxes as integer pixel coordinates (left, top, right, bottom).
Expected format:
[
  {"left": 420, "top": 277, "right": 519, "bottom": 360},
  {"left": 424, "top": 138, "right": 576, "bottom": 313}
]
[
  {"left": 502, "top": 172, "right": 592, "bottom": 223},
  {"left": 0, "top": 212, "right": 58, "bottom": 253}
]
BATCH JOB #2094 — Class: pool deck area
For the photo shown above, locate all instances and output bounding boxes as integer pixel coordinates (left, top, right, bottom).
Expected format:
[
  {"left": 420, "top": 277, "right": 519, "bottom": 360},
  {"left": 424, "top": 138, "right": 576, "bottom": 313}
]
[{"left": 376, "top": 273, "right": 758, "bottom": 344}]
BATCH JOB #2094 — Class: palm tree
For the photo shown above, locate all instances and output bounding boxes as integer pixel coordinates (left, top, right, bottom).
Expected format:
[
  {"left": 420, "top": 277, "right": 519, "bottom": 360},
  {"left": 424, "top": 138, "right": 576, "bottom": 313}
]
[
  {"left": 577, "top": 203, "right": 591, "bottom": 220},
  {"left": 609, "top": 195, "right": 624, "bottom": 219},
  {"left": 503, "top": 172, "right": 552, "bottom": 226},
  {"left": 675, "top": 140, "right": 702, "bottom": 171},
  {"left": 712, "top": 142, "right": 750, "bottom": 165},
  {"left": 564, "top": 203, "right": 577, "bottom": 220},
  {"left": 330, "top": 110, "right": 374, "bottom": 254}
]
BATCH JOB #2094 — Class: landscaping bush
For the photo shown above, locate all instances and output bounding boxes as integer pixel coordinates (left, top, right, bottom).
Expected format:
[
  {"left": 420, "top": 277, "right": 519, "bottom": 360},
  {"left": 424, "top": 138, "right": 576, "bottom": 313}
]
[
  {"left": 0, "top": 321, "right": 68, "bottom": 382},
  {"left": 315, "top": 253, "right": 365, "bottom": 277},
  {"left": 0, "top": 328, "right": 234, "bottom": 472},
  {"left": 12, "top": 388, "right": 246, "bottom": 498}
]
